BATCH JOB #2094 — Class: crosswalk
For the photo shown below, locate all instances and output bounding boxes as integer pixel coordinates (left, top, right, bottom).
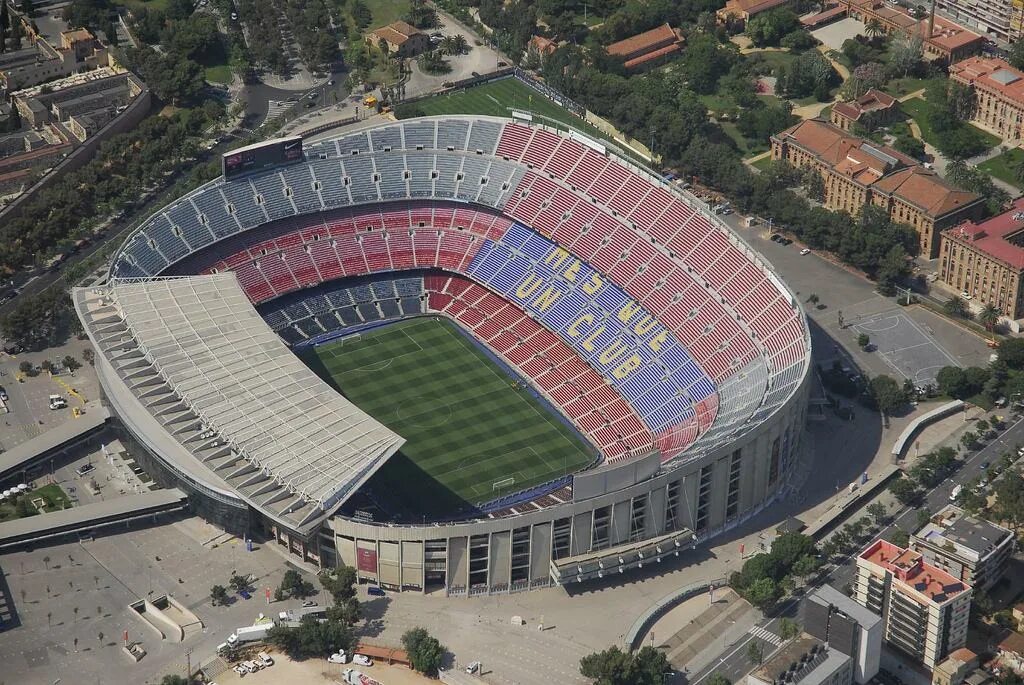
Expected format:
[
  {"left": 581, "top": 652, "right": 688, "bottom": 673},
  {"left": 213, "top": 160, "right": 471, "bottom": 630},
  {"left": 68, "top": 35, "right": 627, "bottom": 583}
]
[
  {"left": 748, "top": 625, "right": 783, "bottom": 646},
  {"left": 262, "top": 100, "right": 294, "bottom": 126}
]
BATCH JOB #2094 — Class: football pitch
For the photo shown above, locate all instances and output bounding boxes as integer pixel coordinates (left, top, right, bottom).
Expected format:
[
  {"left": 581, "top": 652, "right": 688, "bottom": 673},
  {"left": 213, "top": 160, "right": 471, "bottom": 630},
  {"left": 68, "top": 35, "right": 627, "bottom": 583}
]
[
  {"left": 304, "top": 318, "right": 594, "bottom": 518},
  {"left": 394, "top": 78, "right": 609, "bottom": 144}
]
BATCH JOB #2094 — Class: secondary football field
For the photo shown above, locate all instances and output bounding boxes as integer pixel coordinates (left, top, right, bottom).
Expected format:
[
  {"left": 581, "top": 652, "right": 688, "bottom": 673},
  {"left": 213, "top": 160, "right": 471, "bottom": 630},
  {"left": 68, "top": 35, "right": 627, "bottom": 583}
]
[{"left": 305, "top": 317, "right": 594, "bottom": 518}]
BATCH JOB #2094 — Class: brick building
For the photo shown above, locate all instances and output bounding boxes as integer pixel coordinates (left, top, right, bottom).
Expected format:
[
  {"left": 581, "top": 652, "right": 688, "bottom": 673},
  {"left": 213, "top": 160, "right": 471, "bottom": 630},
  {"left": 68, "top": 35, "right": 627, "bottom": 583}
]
[
  {"left": 831, "top": 89, "right": 899, "bottom": 131},
  {"left": 716, "top": 0, "right": 792, "bottom": 28},
  {"left": 606, "top": 23, "right": 684, "bottom": 70},
  {"left": 939, "top": 197, "right": 1024, "bottom": 319},
  {"left": 841, "top": 0, "right": 984, "bottom": 62},
  {"left": 771, "top": 118, "right": 984, "bottom": 257},
  {"left": 949, "top": 56, "right": 1024, "bottom": 141},
  {"left": 369, "top": 21, "right": 430, "bottom": 57}
]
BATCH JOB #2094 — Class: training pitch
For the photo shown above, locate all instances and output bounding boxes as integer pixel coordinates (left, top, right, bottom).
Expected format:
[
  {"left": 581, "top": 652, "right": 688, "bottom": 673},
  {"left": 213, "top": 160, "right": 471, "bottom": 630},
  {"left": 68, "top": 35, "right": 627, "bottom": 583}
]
[{"left": 304, "top": 318, "right": 594, "bottom": 518}]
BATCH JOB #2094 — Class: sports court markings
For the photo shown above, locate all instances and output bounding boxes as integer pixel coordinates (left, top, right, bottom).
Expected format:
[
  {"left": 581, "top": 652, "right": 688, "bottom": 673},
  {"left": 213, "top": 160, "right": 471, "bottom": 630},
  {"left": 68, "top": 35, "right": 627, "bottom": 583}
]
[
  {"left": 850, "top": 310, "right": 960, "bottom": 386},
  {"left": 326, "top": 325, "right": 426, "bottom": 375}
]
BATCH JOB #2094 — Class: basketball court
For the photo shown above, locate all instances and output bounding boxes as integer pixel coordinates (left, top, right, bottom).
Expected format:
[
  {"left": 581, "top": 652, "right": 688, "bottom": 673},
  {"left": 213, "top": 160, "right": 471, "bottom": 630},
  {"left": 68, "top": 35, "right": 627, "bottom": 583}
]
[{"left": 850, "top": 310, "right": 961, "bottom": 387}]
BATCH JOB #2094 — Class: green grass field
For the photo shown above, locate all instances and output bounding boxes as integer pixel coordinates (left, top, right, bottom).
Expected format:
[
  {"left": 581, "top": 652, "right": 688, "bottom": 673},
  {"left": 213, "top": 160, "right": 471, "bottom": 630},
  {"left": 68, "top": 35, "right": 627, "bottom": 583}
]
[
  {"left": 304, "top": 318, "right": 593, "bottom": 518},
  {"left": 363, "top": 0, "right": 411, "bottom": 29},
  {"left": 977, "top": 148, "right": 1024, "bottom": 189},
  {"left": 395, "top": 78, "right": 608, "bottom": 142}
]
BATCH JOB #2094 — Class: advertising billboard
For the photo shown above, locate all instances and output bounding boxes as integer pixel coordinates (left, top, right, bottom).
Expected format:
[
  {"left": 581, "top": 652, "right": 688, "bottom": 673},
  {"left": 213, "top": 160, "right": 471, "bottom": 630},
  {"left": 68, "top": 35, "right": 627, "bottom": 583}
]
[{"left": 222, "top": 136, "right": 304, "bottom": 179}]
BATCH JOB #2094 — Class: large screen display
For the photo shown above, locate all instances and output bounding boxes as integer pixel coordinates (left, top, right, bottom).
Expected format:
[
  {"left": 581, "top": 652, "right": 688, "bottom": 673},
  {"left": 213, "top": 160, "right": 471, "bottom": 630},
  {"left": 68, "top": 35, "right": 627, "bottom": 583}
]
[{"left": 222, "top": 136, "right": 303, "bottom": 179}]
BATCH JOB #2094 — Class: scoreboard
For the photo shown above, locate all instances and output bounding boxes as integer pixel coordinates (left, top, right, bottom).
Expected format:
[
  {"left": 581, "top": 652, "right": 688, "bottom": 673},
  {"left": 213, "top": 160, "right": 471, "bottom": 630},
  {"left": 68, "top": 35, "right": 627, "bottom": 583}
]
[{"left": 222, "top": 136, "right": 304, "bottom": 179}]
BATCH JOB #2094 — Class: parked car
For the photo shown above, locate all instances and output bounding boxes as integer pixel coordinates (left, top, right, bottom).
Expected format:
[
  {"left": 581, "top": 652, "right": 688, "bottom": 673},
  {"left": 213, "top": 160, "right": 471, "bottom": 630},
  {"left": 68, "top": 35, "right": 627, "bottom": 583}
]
[
  {"left": 800, "top": 248, "right": 810, "bottom": 255},
  {"left": 76, "top": 463, "right": 95, "bottom": 476},
  {"left": 328, "top": 651, "right": 348, "bottom": 664},
  {"left": 353, "top": 654, "right": 373, "bottom": 667},
  {"left": 367, "top": 585, "right": 385, "bottom": 597},
  {"left": 466, "top": 661, "right": 481, "bottom": 674},
  {"left": 238, "top": 589, "right": 252, "bottom": 600},
  {"left": 257, "top": 651, "right": 273, "bottom": 667}
]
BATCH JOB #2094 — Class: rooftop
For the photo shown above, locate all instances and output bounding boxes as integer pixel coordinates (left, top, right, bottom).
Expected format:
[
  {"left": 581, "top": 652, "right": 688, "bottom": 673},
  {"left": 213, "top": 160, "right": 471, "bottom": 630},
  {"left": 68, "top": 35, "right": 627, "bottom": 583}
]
[
  {"left": 914, "top": 505, "right": 1013, "bottom": 562},
  {"left": 607, "top": 23, "right": 683, "bottom": 59},
  {"left": 832, "top": 88, "right": 897, "bottom": 121},
  {"left": 950, "top": 57, "right": 1024, "bottom": 105},
  {"left": 720, "top": 0, "right": 791, "bottom": 17},
  {"left": 807, "top": 584, "right": 881, "bottom": 629},
  {"left": 74, "top": 275, "right": 405, "bottom": 513},
  {"left": 999, "top": 631, "right": 1024, "bottom": 655},
  {"left": 944, "top": 197, "right": 1024, "bottom": 269},
  {"left": 751, "top": 635, "right": 851, "bottom": 685},
  {"left": 860, "top": 539, "right": 969, "bottom": 602},
  {"left": 848, "top": 0, "right": 983, "bottom": 52},
  {"left": 370, "top": 21, "right": 424, "bottom": 46}
]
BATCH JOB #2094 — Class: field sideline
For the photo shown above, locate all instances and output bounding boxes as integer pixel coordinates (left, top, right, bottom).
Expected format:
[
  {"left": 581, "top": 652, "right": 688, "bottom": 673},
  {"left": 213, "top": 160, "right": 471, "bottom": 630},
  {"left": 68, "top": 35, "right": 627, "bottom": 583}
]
[{"left": 303, "top": 317, "right": 594, "bottom": 518}]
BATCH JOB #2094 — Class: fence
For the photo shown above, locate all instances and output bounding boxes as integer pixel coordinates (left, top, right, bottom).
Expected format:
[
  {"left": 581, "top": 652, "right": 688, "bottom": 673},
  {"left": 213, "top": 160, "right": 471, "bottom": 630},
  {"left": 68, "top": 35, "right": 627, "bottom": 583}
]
[{"left": 623, "top": 576, "right": 729, "bottom": 651}]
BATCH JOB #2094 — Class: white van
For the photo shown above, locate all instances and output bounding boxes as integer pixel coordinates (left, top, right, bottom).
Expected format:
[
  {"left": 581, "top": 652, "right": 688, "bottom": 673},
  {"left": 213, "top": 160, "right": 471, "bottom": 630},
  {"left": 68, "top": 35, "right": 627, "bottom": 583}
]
[{"left": 950, "top": 484, "right": 963, "bottom": 502}]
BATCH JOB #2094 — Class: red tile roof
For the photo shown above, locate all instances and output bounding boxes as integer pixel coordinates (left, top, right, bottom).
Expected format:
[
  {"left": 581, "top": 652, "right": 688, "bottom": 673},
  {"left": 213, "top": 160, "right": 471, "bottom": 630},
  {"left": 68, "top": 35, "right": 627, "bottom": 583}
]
[
  {"left": 944, "top": 197, "right": 1024, "bottom": 269},
  {"left": 873, "top": 167, "right": 979, "bottom": 217},
  {"left": 845, "top": 0, "right": 982, "bottom": 54},
  {"left": 861, "top": 540, "right": 969, "bottom": 602},
  {"left": 832, "top": 88, "right": 897, "bottom": 122},
  {"left": 607, "top": 23, "right": 682, "bottom": 60},
  {"left": 719, "top": 0, "right": 791, "bottom": 18},
  {"left": 371, "top": 21, "right": 423, "bottom": 46},
  {"left": 950, "top": 56, "right": 1024, "bottom": 107}
]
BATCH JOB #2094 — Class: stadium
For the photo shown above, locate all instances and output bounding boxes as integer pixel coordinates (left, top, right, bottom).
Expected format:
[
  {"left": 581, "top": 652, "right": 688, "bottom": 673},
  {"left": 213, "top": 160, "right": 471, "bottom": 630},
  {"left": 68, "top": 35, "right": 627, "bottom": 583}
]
[{"left": 73, "top": 113, "right": 811, "bottom": 596}]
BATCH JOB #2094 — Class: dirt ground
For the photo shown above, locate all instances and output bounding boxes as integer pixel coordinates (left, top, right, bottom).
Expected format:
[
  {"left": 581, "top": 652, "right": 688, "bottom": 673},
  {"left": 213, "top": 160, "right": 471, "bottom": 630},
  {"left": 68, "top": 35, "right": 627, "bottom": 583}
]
[{"left": 213, "top": 653, "right": 436, "bottom": 685}]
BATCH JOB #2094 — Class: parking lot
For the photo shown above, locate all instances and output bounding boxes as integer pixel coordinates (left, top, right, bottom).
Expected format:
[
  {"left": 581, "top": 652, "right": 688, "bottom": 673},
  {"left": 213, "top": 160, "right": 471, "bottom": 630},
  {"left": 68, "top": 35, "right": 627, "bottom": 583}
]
[
  {"left": 0, "top": 340, "right": 101, "bottom": 453},
  {"left": 0, "top": 517, "right": 321, "bottom": 685}
]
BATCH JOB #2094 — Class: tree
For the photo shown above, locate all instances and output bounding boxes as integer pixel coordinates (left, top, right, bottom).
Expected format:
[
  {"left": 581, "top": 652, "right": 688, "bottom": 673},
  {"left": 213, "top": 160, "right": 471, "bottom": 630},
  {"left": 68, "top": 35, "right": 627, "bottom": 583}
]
[
  {"left": 747, "top": 640, "right": 765, "bottom": 665},
  {"left": 278, "top": 569, "right": 315, "bottom": 599},
  {"left": 1010, "top": 39, "right": 1024, "bottom": 71},
  {"left": 961, "top": 431, "right": 979, "bottom": 450},
  {"left": 439, "top": 34, "right": 469, "bottom": 56},
  {"left": 999, "top": 338, "right": 1024, "bottom": 369},
  {"left": 888, "top": 477, "right": 920, "bottom": 505},
  {"left": 160, "top": 677, "right": 189, "bottom": 685},
  {"left": 887, "top": 35, "right": 923, "bottom": 77},
  {"left": 229, "top": 574, "right": 249, "bottom": 594},
  {"left": 994, "top": 471, "right": 1024, "bottom": 532},
  {"left": 320, "top": 565, "right": 358, "bottom": 603},
  {"left": 708, "top": 675, "right": 732, "bottom": 685},
  {"left": 864, "top": 18, "right": 884, "bottom": 41},
  {"left": 870, "top": 375, "right": 906, "bottom": 416},
  {"left": 944, "top": 296, "right": 968, "bottom": 318},
  {"left": 858, "top": 333, "right": 870, "bottom": 349},
  {"left": 885, "top": 528, "right": 910, "bottom": 548},
  {"left": 745, "top": 577, "right": 780, "bottom": 610},
  {"left": 745, "top": 8, "right": 800, "bottom": 47},
  {"left": 867, "top": 502, "right": 887, "bottom": 525},
  {"left": 268, "top": 614, "right": 354, "bottom": 659},
  {"left": 402, "top": 627, "right": 447, "bottom": 677},
  {"left": 82, "top": 348, "right": 95, "bottom": 365},
  {"left": 779, "top": 618, "right": 801, "bottom": 640},
  {"left": 791, "top": 554, "right": 820, "bottom": 578},
  {"left": 937, "top": 366, "right": 969, "bottom": 398},
  {"left": 980, "top": 304, "right": 1001, "bottom": 331},
  {"left": 915, "top": 508, "right": 932, "bottom": 530},
  {"left": 580, "top": 645, "right": 635, "bottom": 684},
  {"left": 417, "top": 50, "right": 451, "bottom": 74},
  {"left": 210, "top": 584, "right": 229, "bottom": 606}
]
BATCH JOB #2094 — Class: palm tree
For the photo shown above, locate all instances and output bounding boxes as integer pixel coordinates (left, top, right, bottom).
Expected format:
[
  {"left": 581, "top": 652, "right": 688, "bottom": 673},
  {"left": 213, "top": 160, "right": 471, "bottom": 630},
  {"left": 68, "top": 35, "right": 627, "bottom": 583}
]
[
  {"left": 944, "top": 295, "right": 967, "bottom": 318},
  {"left": 980, "top": 303, "right": 1000, "bottom": 331},
  {"left": 864, "top": 18, "right": 884, "bottom": 41}
]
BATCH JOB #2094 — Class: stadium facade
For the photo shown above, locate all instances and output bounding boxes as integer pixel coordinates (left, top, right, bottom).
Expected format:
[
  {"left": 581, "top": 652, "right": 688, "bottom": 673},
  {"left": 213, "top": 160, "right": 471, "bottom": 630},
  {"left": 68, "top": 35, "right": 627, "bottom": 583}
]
[{"left": 75, "top": 114, "right": 811, "bottom": 595}]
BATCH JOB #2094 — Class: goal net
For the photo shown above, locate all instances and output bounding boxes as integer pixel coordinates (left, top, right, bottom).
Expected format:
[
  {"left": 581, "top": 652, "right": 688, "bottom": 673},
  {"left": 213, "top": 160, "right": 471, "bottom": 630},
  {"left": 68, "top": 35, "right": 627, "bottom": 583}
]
[{"left": 492, "top": 476, "right": 515, "bottom": 492}]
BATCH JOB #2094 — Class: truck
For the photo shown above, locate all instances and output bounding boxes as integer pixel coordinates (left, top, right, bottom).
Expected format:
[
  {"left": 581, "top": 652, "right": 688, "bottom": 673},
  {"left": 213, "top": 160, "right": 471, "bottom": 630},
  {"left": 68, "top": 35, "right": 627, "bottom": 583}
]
[
  {"left": 342, "top": 669, "right": 382, "bottom": 685},
  {"left": 226, "top": 623, "right": 274, "bottom": 645},
  {"left": 949, "top": 484, "right": 963, "bottom": 503}
]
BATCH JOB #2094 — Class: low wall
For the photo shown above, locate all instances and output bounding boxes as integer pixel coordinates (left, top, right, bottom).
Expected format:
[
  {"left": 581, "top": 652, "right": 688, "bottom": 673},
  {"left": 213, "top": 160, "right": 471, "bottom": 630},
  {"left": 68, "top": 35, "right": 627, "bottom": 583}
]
[
  {"left": 0, "top": 84, "right": 152, "bottom": 226},
  {"left": 891, "top": 400, "right": 965, "bottom": 459},
  {"left": 623, "top": 577, "right": 728, "bottom": 651}
]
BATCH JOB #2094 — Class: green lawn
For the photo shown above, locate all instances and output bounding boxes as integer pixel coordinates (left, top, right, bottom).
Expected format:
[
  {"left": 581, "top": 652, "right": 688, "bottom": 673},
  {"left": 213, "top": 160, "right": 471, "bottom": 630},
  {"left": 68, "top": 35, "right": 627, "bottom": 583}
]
[
  {"left": 901, "top": 98, "right": 1000, "bottom": 150},
  {"left": 749, "top": 155, "right": 773, "bottom": 172},
  {"left": 303, "top": 318, "right": 594, "bottom": 518},
  {"left": 978, "top": 148, "right": 1024, "bottom": 189},
  {"left": 395, "top": 77, "right": 627, "bottom": 156},
  {"left": 204, "top": 65, "right": 232, "bottom": 85},
  {"left": 0, "top": 483, "right": 71, "bottom": 522},
  {"left": 746, "top": 49, "right": 798, "bottom": 77},
  {"left": 719, "top": 121, "right": 769, "bottom": 155},
  {"left": 884, "top": 77, "right": 931, "bottom": 98},
  {"left": 363, "top": 0, "right": 411, "bottom": 29}
]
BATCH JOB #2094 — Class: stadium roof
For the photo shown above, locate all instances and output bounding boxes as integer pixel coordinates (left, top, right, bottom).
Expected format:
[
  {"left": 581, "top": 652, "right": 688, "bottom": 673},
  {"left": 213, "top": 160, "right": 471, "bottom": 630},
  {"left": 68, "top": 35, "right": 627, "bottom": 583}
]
[{"left": 75, "top": 275, "right": 404, "bottom": 523}]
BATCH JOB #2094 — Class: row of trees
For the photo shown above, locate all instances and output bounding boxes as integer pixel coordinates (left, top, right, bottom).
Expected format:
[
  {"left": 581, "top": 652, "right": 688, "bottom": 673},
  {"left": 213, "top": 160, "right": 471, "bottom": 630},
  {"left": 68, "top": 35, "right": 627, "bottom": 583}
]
[{"left": 579, "top": 645, "right": 672, "bottom": 685}]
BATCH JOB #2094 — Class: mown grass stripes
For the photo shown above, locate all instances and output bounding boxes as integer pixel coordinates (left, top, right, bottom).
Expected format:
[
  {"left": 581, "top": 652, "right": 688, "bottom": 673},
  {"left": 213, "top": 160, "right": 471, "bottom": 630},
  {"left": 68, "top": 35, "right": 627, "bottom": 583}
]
[{"left": 306, "top": 318, "right": 593, "bottom": 519}]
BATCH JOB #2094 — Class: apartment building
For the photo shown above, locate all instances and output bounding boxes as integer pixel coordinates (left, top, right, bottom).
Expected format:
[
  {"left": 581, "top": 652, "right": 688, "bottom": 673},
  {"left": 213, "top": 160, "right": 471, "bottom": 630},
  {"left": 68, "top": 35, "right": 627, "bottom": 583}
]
[
  {"left": 855, "top": 540, "right": 972, "bottom": 668},
  {"left": 912, "top": 505, "right": 1014, "bottom": 591},
  {"left": 0, "top": 27, "right": 109, "bottom": 93},
  {"left": 939, "top": 197, "right": 1024, "bottom": 319},
  {"left": 770, "top": 118, "right": 984, "bottom": 258},
  {"left": 935, "top": 0, "right": 1020, "bottom": 43},
  {"left": 804, "top": 585, "right": 883, "bottom": 684},
  {"left": 949, "top": 57, "right": 1024, "bottom": 141}
]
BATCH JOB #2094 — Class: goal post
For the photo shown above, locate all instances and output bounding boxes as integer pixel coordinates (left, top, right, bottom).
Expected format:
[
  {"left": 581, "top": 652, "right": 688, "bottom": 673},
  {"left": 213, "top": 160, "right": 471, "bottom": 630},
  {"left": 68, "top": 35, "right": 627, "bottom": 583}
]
[
  {"left": 492, "top": 476, "right": 515, "bottom": 493},
  {"left": 340, "top": 332, "right": 362, "bottom": 348}
]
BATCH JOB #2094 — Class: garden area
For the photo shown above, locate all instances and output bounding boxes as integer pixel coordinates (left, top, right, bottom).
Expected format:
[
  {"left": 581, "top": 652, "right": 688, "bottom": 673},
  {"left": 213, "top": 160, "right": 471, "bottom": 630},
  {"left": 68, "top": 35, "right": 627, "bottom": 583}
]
[
  {"left": 977, "top": 147, "right": 1024, "bottom": 189},
  {"left": 361, "top": 0, "right": 411, "bottom": 29},
  {"left": 900, "top": 96, "right": 1000, "bottom": 159},
  {"left": 0, "top": 483, "right": 72, "bottom": 522}
]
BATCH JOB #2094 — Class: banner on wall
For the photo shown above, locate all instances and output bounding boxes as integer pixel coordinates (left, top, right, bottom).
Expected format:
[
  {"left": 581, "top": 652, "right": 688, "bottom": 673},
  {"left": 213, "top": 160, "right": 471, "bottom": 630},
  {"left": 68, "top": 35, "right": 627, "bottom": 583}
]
[{"left": 356, "top": 547, "right": 378, "bottom": 573}]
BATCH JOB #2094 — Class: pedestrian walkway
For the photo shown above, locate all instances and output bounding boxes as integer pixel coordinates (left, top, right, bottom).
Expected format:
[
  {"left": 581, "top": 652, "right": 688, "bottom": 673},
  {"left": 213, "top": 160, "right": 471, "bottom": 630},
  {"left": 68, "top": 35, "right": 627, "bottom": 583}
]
[
  {"left": 747, "top": 625, "right": 783, "bottom": 647},
  {"left": 653, "top": 588, "right": 758, "bottom": 671},
  {"left": 262, "top": 100, "right": 294, "bottom": 126}
]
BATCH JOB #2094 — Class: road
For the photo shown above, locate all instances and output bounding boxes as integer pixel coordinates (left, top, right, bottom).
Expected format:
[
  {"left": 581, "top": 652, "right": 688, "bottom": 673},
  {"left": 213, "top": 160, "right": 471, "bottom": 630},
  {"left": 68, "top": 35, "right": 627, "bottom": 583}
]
[{"left": 685, "top": 410, "right": 1024, "bottom": 685}]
